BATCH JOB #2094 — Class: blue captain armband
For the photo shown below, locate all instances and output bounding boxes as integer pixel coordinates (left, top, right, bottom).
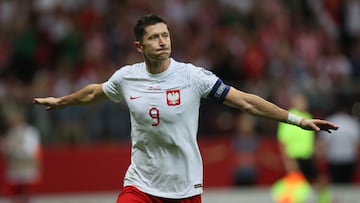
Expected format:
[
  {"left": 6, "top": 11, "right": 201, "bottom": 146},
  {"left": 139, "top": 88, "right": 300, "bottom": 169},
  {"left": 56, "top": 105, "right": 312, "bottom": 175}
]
[{"left": 208, "top": 79, "right": 231, "bottom": 103}]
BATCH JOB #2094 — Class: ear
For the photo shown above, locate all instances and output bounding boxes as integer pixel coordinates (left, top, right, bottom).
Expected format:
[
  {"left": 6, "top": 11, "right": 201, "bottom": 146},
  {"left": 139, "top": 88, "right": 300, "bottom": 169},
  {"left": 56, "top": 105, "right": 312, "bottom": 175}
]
[{"left": 134, "top": 41, "right": 143, "bottom": 53}]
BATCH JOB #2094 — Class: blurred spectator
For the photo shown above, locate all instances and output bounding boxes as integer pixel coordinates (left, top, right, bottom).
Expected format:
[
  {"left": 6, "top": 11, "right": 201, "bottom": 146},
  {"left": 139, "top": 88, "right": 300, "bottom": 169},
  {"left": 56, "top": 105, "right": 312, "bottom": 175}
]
[
  {"left": 277, "top": 93, "right": 315, "bottom": 177},
  {"left": 276, "top": 92, "right": 330, "bottom": 203},
  {"left": 316, "top": 39, "right": 352, "bottom": 91},
  {"left": 231, "top": 113, "right": 259, "bottom": 186},
  {"left": 231, "top": 112, "right": 283, "bottom": 187},
  {"left": 0, "top": 103, "right": 42, "bottom": 203},
  {"left": 349, "top": 36, "right": 360, "bottom": 78},
  {"left": 318, "top": 99, "right": 360, "bottom": 184},
  {"left": 341, "top": 0, "right": 360, "bottom": 48}
]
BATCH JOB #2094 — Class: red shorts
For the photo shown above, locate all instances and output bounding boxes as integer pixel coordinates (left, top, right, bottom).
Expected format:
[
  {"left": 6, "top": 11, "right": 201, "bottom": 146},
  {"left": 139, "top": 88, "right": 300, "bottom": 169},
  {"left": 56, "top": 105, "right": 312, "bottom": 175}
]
[{"left": 117, "top": 186, "right": 202, "bottom": 203}]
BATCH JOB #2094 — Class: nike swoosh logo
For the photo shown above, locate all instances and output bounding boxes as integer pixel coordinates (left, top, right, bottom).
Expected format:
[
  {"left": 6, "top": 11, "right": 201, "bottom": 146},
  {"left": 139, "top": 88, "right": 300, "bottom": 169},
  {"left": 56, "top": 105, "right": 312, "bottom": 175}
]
[{"left": 130, "top": 96, "right": 141, "bottom": 100}]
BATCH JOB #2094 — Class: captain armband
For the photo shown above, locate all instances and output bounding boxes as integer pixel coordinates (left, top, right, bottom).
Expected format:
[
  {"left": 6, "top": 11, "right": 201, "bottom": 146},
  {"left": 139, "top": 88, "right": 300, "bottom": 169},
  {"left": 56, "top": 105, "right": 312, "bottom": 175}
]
[
  {"left": 287, "top": 112, "right": 304, "bottom": 126},
  {"left": 208, "top": 79, "right": 230, "bottom": 103}
]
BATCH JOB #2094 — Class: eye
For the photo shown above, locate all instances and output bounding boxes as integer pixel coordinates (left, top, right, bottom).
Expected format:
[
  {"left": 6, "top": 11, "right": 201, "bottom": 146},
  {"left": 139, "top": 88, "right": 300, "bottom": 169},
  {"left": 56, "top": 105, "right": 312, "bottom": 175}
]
[
  {"left": 149, "top": 35, "right": 158, "bottom": 40},
  {"left": 162, "top": 33, "right": 169, "bottom": 38}
]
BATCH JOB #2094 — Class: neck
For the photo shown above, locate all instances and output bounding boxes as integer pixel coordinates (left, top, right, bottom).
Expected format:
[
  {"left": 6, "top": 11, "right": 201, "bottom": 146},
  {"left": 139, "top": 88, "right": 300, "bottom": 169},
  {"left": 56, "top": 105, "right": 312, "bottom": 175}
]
[{"left": 145, "top": 58, "right": 170, "bottom": 74}]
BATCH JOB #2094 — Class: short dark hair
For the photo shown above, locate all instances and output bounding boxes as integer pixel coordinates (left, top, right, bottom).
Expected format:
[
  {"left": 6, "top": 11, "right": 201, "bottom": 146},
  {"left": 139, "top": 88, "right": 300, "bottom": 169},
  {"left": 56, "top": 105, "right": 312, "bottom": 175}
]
[{"left": 134, "top": 14, "right": 168, "bottom": 42}]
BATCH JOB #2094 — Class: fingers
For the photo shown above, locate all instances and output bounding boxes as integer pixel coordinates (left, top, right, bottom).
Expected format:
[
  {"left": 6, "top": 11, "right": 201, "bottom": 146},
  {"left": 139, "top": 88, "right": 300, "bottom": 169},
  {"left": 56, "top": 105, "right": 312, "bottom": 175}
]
[
  {"left": 302, "top": 119, "right": 339, "bottom": 133},
  {"left": 310, "top": 122, "right": 320, "bottom": 132},
  {"left": 33, "top": 98, "right": 47, "bottom": 105},
  {"left": 322, "top": 121, "right": 339, "bottom": 129},
  {"left": 33, "top": 97, "right": 55, "bottom": 110},
  {"left": 301, "top": 119, "right": 320, "bottom": 131},
  {"left": 312, "top": 119, "right": 339, "bottom": 133},
  {"left": 314, "top": 119, "right": 339, "bottom": 130}
]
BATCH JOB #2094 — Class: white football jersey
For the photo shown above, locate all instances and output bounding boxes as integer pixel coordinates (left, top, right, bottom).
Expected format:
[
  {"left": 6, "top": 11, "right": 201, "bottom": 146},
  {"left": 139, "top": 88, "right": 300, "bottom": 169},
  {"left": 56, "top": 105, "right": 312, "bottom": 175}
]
[{"left": 103, "top": 58, "right": 222, "bottom": 198}]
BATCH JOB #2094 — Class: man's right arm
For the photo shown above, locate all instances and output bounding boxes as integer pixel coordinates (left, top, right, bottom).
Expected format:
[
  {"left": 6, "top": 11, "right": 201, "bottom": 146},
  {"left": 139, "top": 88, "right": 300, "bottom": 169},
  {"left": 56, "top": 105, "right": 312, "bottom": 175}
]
[{"left": 33, "top": 83, "right": 108, "bottom": 110}]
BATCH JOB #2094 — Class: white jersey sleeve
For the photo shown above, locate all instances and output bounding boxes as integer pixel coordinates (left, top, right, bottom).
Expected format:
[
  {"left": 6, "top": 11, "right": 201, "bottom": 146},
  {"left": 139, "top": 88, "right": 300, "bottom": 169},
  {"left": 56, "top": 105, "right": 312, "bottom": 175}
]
[
  {"left": 102, "top": 67, "right": 127, "bottom": 103},
  {"left": 182, "top": 63, "right": 230, "bottom": 102},
  {"left": 186, "top": 65, "right": 218, "bottom": 97}
]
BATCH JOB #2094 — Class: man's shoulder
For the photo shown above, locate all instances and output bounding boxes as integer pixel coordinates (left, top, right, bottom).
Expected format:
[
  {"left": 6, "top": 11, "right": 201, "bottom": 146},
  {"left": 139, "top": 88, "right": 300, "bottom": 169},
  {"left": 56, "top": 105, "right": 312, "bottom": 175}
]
[
  {"left": 123, "top": 61, "right": 144, "bottom": 70},
  {"left": 113, "top": 61, "right": 145, "bottom": 75},
  {"left": 171, "top": 58, "right": 205, "bottom": 73}
]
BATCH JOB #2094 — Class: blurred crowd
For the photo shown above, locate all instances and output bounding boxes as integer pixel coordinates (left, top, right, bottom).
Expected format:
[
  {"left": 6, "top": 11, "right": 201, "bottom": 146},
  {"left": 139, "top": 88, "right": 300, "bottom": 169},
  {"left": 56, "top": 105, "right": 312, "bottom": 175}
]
[{"left": 0, "top": 0, "right": 359, "bottom": 145}]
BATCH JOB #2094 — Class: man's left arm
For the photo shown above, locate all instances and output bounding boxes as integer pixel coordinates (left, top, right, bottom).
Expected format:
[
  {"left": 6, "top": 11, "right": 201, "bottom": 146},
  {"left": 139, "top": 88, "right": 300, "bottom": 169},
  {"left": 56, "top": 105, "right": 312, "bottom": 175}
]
[{"left": 224, "top": 87, "right": 339, "bottom": 132}]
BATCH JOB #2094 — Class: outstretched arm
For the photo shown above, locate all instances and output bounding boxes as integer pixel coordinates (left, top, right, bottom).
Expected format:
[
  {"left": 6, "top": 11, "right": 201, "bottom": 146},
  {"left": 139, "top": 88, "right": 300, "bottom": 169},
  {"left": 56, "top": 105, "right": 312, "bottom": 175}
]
[
  {"left": 224, "top": 87, "right": 339, "bottom": 132},
  {"left": 33, "top": 84, "right": 108, "bottom": 110}
]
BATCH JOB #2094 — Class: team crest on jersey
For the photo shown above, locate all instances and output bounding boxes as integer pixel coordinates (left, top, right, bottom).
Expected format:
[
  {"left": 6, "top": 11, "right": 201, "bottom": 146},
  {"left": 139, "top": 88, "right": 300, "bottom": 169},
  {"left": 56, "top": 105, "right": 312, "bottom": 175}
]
[{"left": 166, "top": 90, "right": 180, "bottom": 106}]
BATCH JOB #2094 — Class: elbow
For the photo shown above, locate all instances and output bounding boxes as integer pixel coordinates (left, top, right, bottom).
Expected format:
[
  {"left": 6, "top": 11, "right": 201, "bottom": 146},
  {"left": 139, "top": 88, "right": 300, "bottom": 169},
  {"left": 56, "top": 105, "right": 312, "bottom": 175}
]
[
  {"left": 241, "top": 95, "right": 265, "bottom": 116},
  {"left": 86, "top": 84, "right": 104, "bottom": 103},
  {"left": 243, "top": 105, "right": 259, "bottom": 116}
]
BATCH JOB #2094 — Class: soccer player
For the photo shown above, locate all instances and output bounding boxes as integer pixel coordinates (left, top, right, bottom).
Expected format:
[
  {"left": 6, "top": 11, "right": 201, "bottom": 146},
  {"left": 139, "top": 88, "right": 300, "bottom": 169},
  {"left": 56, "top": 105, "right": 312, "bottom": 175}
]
[{"left": 33, "top": 15, "right": 338, "bottom": 203}]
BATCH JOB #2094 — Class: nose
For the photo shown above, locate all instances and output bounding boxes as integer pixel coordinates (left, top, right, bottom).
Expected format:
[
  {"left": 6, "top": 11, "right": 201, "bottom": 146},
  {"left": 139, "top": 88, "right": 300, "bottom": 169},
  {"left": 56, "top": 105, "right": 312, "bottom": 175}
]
[{"left": 158, "top": 36, "right": 165, "bottom": 45}]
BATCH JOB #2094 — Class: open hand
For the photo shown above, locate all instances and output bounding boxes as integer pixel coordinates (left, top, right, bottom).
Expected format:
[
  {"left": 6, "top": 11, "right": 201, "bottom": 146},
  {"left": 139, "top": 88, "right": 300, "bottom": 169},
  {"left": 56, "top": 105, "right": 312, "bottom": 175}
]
[
  {"left": 300, "top": 119, "right": 339, "bottom": 133},
  {"left": 33, "top": 97, "right": 63, "bottom": 111}
]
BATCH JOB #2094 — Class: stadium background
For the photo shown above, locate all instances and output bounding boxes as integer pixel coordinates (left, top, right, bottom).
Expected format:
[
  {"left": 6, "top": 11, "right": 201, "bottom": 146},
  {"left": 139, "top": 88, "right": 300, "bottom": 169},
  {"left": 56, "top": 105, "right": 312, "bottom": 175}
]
[{"left": 0, "top": 0, "right": 359, "bottom": 202}]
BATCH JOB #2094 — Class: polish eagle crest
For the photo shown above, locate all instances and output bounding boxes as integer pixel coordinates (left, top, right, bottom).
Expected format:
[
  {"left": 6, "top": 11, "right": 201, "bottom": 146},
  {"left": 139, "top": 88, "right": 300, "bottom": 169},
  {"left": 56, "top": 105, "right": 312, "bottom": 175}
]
[{"left": 166, "top": 90, "right": 180, "bottom": 106}]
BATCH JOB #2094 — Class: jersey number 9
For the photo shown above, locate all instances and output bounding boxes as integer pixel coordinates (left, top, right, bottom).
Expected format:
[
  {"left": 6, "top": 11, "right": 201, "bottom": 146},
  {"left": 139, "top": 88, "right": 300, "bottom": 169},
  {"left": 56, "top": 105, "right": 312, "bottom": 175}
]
[{"left": 149, "top": 107, "right": 160, "bottom": 126}]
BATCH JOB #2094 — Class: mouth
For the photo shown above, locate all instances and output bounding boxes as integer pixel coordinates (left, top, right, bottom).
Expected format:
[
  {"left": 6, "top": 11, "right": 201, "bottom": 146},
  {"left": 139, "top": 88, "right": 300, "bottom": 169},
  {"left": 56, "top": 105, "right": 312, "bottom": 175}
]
[{"left": 156, "top": 48, "right": 169, "bottom": 52}]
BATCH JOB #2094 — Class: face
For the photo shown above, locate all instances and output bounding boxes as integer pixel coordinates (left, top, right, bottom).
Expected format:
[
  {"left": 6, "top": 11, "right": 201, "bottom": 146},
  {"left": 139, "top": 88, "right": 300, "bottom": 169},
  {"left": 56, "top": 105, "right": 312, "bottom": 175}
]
[{"left": 135, "top": 23, "right": 171, "bottom": 62}]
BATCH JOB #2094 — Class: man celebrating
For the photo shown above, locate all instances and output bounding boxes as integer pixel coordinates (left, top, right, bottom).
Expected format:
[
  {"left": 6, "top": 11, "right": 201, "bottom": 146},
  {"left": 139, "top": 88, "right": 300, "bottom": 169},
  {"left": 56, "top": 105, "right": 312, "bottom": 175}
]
[{"left": 34, "top": 15, "right": 338, "bottom": 203}]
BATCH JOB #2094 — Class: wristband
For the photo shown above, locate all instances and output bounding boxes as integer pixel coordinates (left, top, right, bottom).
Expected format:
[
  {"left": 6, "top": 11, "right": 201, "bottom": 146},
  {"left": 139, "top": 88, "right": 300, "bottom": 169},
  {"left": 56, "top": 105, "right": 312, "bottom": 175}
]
[{"left": 287, "top": 113, "right": 303, "bottom": 126}]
